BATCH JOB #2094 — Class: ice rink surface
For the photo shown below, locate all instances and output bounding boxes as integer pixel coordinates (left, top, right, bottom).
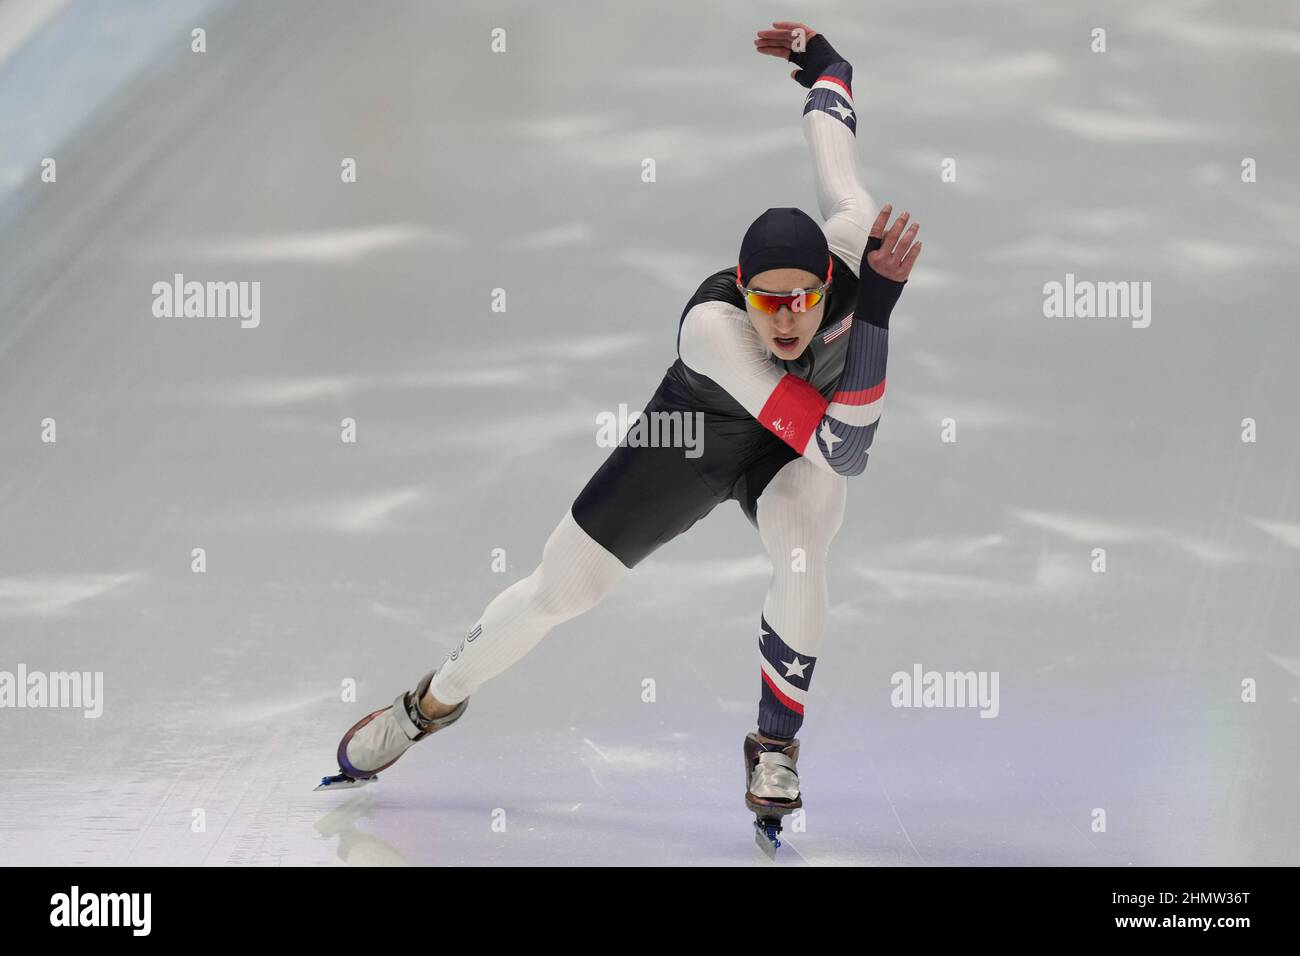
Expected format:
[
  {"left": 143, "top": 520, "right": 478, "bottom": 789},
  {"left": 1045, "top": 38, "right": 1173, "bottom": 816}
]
[{"left": 1, "top": 0, "right": 1297, "bottom": 866}]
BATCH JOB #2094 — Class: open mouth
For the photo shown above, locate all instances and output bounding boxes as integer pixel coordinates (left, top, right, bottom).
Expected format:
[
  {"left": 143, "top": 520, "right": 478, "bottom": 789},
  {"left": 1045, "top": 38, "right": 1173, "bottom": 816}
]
[{"left": 773, "top": 336, "right": 800, "bottom": 350}]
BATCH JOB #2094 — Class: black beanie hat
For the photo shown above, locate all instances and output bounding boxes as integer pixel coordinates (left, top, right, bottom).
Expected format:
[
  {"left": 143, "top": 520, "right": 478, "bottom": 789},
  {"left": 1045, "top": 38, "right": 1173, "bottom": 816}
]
[{"left": 737, "top": 207, "right": 830, "bottom": 285}]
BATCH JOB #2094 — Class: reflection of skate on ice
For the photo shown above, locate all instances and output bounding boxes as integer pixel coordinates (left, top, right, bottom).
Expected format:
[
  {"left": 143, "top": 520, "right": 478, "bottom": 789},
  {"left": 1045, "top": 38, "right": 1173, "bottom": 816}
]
[
  {"left": 315, "top": 669, "right": 468, "bottom": 791},
  {"left": 314, "top": 792, "right": 411, "bottom": 866},
  {"left": 744, "top": 732, "right": 801, "bottom": 857}
]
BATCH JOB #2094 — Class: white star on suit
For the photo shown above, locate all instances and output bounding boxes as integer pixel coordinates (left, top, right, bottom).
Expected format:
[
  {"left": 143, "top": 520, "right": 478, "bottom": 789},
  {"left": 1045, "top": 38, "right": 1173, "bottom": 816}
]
[
  {"left": 819, "top": 420, "right": 842, "bottom": 452},
  {"left": 829, "top": 102, "right": 854, "bottom": 123},
  {"left": 783, "top": 657, "right": 809, "bottom": 679}
]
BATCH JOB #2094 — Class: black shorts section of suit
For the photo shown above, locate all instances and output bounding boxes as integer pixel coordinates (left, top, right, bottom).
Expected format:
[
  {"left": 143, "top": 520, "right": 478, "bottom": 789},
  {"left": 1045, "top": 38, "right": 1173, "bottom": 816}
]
[
  {"left": 572, "top": 254, "right": 856, "bottom": 569},
  {"left": 571, "top": 371, "right": 798, "bottom": 569}
]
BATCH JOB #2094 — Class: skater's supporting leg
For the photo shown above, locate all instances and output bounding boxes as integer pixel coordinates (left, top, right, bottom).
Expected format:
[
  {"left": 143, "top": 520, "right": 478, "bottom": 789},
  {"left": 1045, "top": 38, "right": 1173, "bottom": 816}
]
[
  {"left": 424, "top": 509, "right": 627, "bottom": 707},
  {"left": 753, "top": 456, "right": 846, "bottom": 740}
]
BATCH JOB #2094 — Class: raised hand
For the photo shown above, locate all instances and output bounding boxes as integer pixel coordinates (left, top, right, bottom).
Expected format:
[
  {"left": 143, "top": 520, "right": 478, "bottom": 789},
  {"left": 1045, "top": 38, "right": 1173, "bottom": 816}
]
[
  {"left": 866, "top": 204, "right": 922, "bottom": 282},
  {"left": 754, "top": 20, "right": 817, "bottom": 63},
  {"left": 753, "top": 21, "right": 843, "bottom": 86}
]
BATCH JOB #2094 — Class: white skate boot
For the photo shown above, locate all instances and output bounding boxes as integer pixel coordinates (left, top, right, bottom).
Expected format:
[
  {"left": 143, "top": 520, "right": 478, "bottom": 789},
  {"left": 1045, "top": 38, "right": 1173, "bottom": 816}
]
[{"left": 315, "top": 669, "right": 468, "bottom": 790}]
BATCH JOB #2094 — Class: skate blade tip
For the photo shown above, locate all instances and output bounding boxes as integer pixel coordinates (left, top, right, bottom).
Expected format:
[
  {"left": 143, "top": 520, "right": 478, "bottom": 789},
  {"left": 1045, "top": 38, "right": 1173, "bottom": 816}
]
[{"left": 314, "top": 772, "right": 376, "bottom": 791}]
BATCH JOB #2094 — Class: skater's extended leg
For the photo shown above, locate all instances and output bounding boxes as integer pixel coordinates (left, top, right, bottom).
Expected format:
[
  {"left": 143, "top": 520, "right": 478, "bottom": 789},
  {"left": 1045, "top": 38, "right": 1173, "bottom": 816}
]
[
  {"left": 322, "top": 379, "right": 722, "bottom": 787},
  {"left": 754, "top": 455, "right": 846, "bottom": 741},
  {"left": 425, "top": 508, "right": 627, "bottom": 707},
  {"left": 322, "top": 509, "right": 625, "bottom": 787},
  {"left": 425, "top": 377, "right": 725, "bottom": 712}
]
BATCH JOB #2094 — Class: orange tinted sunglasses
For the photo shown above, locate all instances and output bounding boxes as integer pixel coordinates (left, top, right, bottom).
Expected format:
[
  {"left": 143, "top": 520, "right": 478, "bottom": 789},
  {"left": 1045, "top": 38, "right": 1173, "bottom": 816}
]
[{"left": 735, "top": 257, "right": 833, "bottom": 314}]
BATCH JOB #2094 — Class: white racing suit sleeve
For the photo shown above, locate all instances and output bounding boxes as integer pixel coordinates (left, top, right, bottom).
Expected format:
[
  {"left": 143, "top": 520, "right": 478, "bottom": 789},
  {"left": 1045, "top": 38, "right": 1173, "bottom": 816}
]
[{"left": 802, "top": 59, "right": 876, "bottom": 276}]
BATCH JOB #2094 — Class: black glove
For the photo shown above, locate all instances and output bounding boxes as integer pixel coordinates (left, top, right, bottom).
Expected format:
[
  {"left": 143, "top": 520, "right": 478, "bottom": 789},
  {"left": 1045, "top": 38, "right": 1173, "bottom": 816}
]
[
  {"left": 788, "top": 34, "right": 847, "bottom": 88},
  {"left": 856, "top": 235, "right": 906, "bottom": 329}
]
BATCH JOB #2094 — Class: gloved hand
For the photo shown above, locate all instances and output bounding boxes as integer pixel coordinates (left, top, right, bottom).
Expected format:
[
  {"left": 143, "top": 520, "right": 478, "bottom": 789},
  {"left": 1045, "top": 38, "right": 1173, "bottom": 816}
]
[
  {"left": 753, "top": 22, "right": 849, "bottom": 87},
  {"left": 857, "top": 204, "right": 922, "bottom": 328},
  {"left": 788, "top": 33, "right": 848, "bottom": 88}
]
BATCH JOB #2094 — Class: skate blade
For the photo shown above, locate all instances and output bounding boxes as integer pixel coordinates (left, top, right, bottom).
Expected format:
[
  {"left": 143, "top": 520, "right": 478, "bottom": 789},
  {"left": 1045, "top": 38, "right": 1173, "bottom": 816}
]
[
  {"left": 314, "top": 771, "right": 376, "bottom": 792},
  {"left": 753, "top": 817, "right": 782, "bottom": 859}
]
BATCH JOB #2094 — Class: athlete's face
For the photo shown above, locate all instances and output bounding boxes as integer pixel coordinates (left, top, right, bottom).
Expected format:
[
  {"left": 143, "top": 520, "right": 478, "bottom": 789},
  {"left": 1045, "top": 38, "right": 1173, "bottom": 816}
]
[{"left": 742, "top": 268, "right": 826, "bottom": 361}]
